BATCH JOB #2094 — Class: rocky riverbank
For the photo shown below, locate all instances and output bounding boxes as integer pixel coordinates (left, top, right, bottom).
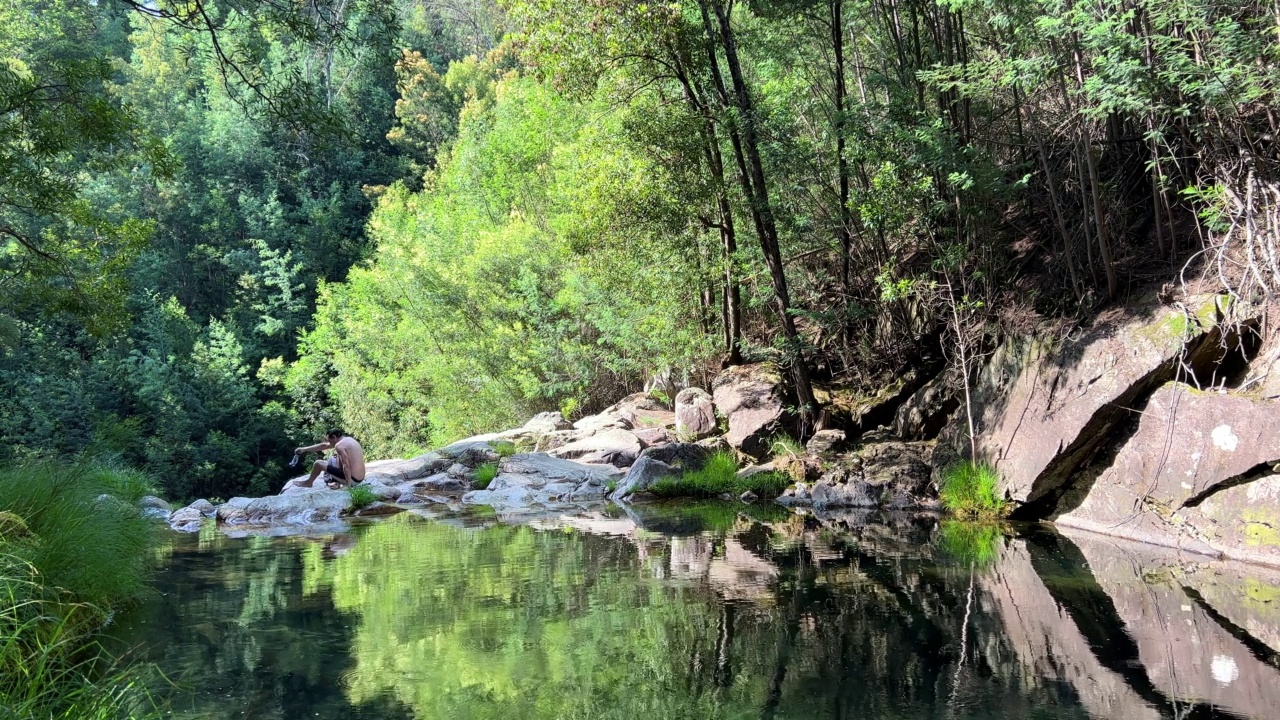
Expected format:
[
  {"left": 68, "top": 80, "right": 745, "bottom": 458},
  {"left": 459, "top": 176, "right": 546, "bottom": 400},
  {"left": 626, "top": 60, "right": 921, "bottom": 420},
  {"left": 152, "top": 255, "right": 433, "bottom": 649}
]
[{"left": 146, "top": 287, "right": 1280, "bottom": 569}]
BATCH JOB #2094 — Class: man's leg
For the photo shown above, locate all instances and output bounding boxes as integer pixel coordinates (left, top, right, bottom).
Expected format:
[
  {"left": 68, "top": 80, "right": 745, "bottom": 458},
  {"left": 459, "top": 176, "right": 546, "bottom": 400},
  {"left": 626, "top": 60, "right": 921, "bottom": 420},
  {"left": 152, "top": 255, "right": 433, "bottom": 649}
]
[
  {"left": 325, "top": 458, "right": 348, "bottom": 489},
  {"left": 296, "top": 460, "right": 327, "bottom": 488}
]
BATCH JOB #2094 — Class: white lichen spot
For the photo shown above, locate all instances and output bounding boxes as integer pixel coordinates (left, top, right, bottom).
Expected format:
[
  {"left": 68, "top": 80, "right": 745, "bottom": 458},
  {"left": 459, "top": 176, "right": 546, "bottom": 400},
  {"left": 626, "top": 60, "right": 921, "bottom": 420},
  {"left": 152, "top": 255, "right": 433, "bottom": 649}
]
[
  {"left": 1181, "top": 482, "right": 1194, "bottom": 490},
  {"left": 1211, "top": 424, "right": 1239, "bottom": 452},
  {"left": 1211, "top": 654, "right": 1239, "bottom": 686}
]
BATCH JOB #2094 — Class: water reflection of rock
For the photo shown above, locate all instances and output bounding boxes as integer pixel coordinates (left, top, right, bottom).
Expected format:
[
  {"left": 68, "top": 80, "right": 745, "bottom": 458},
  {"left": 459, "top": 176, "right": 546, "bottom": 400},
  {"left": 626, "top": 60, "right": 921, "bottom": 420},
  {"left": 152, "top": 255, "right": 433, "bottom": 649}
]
[
  {"left": 1062, "top": 527, "right": 1280, "bottom": 718},
  {"left": 980, "top": 538, "right": 1161, "bottom": 720}
]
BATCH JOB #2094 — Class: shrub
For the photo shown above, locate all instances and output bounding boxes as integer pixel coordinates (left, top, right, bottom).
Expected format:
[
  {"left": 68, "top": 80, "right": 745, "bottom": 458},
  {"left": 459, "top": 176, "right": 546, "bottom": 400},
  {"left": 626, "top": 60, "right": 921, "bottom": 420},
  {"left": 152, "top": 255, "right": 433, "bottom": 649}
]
[
  {"left": 939, "top": 461, "right": 1008, "bottom": 519},
  {"left": 649, "top": 452, "right": 791, "bottom": 500},
  {"left": 0, "top": 462, "right": 157, "bottom": 608},
  {"left": 474, "top": 462, "right": 499, "bottom": 490},
  {"left": 347, "top": 484, "right": 376, "bottom": 510}
]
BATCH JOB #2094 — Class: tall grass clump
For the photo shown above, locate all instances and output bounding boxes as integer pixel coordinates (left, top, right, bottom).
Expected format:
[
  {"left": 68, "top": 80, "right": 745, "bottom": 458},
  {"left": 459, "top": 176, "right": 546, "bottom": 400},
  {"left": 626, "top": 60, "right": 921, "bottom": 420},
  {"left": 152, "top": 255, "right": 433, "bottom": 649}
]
[
  {"left": 0, "top": 462, "right": 157, "bottom": 607},
  {"left": 650, "top": 451, "right": 790, "bottom": 499},
  {"left": 347, "top": 484, "right": 376, "bottom": 510},
  {"left": 0, "top": 461, "right": 162, "bottom": 719},
  {"left": 939, "top": 461, "right": 1008, "bottom": 519},
  {"left": 473, "top": 462, "right": 499, "bottom": 490}
]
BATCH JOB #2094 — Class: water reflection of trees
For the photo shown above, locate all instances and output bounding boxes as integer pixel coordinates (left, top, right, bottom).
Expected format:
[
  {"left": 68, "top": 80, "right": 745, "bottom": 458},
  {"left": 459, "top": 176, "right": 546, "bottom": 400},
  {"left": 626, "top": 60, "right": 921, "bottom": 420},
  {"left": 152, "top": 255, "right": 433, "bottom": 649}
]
[{"left": 303, "top": 511, "right": 1085, "bottom": 719}]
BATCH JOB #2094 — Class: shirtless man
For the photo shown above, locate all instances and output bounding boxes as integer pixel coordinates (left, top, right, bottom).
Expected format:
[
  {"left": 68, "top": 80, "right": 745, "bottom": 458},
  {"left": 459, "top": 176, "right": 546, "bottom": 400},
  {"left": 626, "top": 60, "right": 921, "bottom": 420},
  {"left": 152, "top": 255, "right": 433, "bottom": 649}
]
[{"left": 291, "top": 429, "right": 366, "bottom": 490}]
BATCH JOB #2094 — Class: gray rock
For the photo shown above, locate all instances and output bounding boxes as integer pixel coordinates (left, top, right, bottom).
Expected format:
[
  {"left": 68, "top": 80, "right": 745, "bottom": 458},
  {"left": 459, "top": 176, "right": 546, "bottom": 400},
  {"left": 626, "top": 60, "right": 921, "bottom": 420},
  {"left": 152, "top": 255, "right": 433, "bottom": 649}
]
[
  {"left": 353, "top": 502, "right": 405, "bottom": 518},
  {"left": 548, "top": 428, "right": 642, "bottom": 468},
  {"left": 447, "top": 462, "right": 476, "bottom": 480},
  {"left": 139, "top": 495, "right": 172, "bottom": 513},
  {"left": 811, "top": 479, "right": 878, "bottom": 509},
  {"left": 218, "top": 490, "right": 352, "bottom": 527},
  {"left": 364, "top": 453, "right": 449, "bottom": 484},
  {"left": 805, "top": 429, "right": 846, "bottom": 456},
  {"left": 609, "top": 443, "right": 710, "bottom": 501},
  {"left": 740, "top": 490, "right": 758, "bottom": 503},
  {"left": 712, "top": 364, "right": 785, "bottom": 457},
  {"left": 935, "top": 293, "right": 1231, "bottom": 509},
  {"left": 168, "top": 502, "right": 209, "bottom": 533},
  {"left": 462, "top": 453, "right": 623, "bottom": 510},
  {"left": 675, "top": 387, "right": 717, "bottom": 440},
  {"left": 437, "top": 440, "right": 500, "bottom": 466},
  {"left": 523, "top": 411, "right": 573, "bottom": 434},
  {"left": 1058, "top": 383, "right": 1280, "bottom": 566}
]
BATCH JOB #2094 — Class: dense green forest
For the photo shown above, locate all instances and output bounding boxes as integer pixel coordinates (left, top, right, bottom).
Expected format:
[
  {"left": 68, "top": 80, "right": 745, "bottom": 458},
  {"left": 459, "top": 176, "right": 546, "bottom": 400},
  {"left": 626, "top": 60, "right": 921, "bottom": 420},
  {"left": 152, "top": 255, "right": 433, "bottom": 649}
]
[{"left": 3, "top": 0, "right": 1277, "bottom": 502}]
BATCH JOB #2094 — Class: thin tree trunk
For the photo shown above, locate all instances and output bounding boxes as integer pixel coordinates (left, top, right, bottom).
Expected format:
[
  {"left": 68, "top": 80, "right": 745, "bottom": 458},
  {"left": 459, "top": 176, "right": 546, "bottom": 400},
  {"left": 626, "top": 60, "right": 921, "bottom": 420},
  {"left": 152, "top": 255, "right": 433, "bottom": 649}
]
[
  {"left": 832, "top": 0, "right": 854, "bottom": 346},
  {"left": 701, "top": 0, "right": 819, "bottom": 420}
]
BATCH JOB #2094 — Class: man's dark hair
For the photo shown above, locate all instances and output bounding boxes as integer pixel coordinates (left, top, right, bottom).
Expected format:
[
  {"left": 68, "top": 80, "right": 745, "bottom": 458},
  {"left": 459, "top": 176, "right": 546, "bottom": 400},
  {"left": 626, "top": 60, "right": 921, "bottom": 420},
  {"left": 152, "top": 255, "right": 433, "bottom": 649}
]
[{"left": 326, "top": 428, "right": 345, "bottom": 438}]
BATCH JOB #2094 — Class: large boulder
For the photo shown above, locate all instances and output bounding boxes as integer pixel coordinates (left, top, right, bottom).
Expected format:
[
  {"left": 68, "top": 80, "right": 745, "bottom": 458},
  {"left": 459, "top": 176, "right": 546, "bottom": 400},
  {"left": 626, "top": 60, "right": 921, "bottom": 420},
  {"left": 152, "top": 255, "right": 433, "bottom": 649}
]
[
  {"left": 609, "top": 443, "right": 710, "bottom": 501},
  {"left": 547, "top": 428, "right": 642, "bottom": 468},
  {"left": 139, "top": 495, "right": 172, "bottom": 520},
  {"left": 364, "top": 453, "right": 450, "bottom": 484},
  {"left": 675, "top": 387, "right": 717, "bottom": 440},
  {"left": 1057, "top": 383, "right": 1280, "bottom": 566},
  {"left": 168, "top": 499, "right": 216, "bottom": 533},
  {"left": 936, "top": 293, "right": 1231, "bottom": 514},
  {"left": 462, "top": 453, "right": 623, "bottom": 509},
  {"left": 436, "top": 440, "right": 500, "bottom": 466},
  {"left": 523, "top": 411, "right": 573, "bottom": 435},
  {"left": 712, "top": 364, "right": 785, "bottom": 457},
  {"left": 217, "top": 490, "right": 351, "bottom": 527}
]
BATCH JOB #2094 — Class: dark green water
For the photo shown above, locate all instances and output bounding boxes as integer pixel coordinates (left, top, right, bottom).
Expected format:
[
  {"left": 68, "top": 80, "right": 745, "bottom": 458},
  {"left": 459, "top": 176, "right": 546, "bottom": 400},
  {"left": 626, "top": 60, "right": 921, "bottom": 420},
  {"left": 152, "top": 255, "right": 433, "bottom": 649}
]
[{"left": 115, "top": 503, "right": 1280, "bottom": 719}]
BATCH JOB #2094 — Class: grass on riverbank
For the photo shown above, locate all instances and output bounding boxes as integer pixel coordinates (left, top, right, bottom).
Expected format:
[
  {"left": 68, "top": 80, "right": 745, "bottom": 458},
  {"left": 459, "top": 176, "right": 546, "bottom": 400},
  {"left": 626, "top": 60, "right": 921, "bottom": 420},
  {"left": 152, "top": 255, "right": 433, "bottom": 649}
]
[
  {"left": 474, "top": 462, "right": 499, "bottom": 490},
  {"left": 347, "top": 484, "right": 376, "bottom": 510},
  {"left": 0, "top": 461, "right": 162, "bottom": 719},
  {"left": 649, "top": 451, "right": 790, "bottom": 500},
  {"left": 938, "top": 461, "right": 1009, "bottom": 519}
]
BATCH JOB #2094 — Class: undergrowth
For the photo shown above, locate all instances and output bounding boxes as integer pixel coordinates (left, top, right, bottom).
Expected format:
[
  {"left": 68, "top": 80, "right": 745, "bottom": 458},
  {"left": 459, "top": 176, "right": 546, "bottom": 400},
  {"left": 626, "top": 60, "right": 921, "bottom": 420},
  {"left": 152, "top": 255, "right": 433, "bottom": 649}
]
[
  {"left": 474, "top": 462, "right": 499, "bottom": 490},
  {"left": 939, "top": 461, "right": 1008, "bottom": 519},
  {"left": 0, "top": 461, "right": 162, "bottom": 719},
  {"left": 649, "top": 451, "right": 790, "bottom": 499}
]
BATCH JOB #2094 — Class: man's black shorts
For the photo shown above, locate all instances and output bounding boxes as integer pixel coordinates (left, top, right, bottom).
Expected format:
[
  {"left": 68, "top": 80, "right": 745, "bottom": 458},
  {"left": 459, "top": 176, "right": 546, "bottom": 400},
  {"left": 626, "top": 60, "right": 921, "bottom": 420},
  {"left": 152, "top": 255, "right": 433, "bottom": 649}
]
[{"left": 325, "top": 458, "right": 360, "bottom": 484}]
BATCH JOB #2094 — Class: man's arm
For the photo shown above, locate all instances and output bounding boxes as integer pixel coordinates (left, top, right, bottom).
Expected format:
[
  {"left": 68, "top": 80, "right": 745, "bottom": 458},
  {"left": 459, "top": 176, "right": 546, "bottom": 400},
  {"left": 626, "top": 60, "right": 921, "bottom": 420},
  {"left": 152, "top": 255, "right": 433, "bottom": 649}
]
[{"left": 295, "top": 441, "right": 333, "bottom": 454}]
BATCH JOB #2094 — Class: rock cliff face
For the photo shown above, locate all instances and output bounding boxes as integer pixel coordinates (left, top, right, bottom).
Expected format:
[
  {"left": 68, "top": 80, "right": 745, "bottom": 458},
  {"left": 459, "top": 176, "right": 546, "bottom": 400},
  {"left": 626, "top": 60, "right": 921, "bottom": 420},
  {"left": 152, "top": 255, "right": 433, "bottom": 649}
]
[
  {"left": 1056, "top": 383, "right": 1280, "bottom": 565},
  {"left": 929, "top": 289, "right": 1280, "bottom": 566},
  {"left": 935, "top": 294, "right": 1233, "bottom": 517}
]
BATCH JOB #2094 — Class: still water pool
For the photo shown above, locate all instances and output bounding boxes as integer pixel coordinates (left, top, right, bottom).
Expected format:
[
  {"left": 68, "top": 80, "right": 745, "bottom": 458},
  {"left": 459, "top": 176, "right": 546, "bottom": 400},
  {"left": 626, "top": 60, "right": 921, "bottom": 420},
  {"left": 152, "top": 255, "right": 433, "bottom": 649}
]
[{"left": 115, "top": 503, "right": 1280, "bottom": 719}]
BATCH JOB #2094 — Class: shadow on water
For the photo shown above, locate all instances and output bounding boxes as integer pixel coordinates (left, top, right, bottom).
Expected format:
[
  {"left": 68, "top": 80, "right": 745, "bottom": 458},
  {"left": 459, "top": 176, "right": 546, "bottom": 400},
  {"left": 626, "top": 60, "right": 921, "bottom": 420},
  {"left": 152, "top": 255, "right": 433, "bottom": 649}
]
[{"left": 113, "top": 507, "right": 1280, "bottom": 720}]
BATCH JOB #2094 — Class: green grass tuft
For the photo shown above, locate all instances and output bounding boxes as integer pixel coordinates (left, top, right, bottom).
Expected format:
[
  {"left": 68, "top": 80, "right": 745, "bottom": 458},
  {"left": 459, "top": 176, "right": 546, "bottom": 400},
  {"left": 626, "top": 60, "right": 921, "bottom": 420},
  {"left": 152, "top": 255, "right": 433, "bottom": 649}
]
[
  {"left": 489, "top": 440, "right": 517, "bottom": 459},
  {"left": 768, "top": 433, "right": 803, "bottom": 459},
  {"left": 347, "top": 484, "right": 376, "bottom": 510},
  {"left": 939, "top": 461, "right": 1008, "bottom": 519},
  {"left": 473, "top": 462, "right": 499, "bottom": 490},
  {"left": 649, "top": 451, "right": 791, "bottom": 500}
]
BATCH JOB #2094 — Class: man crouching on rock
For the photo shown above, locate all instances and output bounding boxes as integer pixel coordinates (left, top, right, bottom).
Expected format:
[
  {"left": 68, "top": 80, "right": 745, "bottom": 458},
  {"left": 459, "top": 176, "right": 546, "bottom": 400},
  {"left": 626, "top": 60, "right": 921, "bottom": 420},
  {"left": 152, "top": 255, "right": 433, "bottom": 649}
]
[{"left": 289, "top": 429, "right": 366, "bottom": 491}]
